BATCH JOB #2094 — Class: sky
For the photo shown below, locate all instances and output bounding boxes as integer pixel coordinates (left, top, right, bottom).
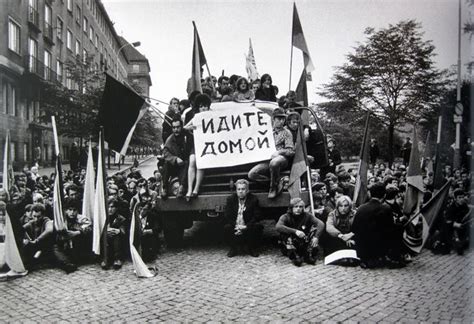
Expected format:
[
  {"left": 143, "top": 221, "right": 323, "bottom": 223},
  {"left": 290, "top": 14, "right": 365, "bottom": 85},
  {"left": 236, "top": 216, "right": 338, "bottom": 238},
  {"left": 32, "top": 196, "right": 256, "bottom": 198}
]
[{"left": 102, "top": 0, "right": 472, "bottom": 114}]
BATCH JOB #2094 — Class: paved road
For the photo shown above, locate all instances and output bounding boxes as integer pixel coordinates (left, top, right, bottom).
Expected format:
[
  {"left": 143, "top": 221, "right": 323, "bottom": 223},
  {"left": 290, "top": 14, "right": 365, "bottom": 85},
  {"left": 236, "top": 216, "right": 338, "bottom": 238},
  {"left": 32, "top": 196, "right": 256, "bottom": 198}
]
[{"left": 1, "top": 159, "right": 473, "bottom": 322}]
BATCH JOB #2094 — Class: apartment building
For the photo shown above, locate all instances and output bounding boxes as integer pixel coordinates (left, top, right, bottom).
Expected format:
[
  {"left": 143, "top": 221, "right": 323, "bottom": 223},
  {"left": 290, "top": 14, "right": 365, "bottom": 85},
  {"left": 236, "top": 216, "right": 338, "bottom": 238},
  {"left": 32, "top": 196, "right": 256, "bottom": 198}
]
[{"left": 0, "top": 0, "right": 151, "bottom": 169}]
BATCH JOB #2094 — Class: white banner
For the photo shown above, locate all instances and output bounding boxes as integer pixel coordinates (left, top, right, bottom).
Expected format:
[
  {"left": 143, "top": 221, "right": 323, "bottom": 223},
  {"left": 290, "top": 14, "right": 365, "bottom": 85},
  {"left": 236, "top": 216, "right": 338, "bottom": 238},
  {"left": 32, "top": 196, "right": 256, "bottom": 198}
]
[{"left": 193, "top": 106, "right": 276, "bottom": 169}]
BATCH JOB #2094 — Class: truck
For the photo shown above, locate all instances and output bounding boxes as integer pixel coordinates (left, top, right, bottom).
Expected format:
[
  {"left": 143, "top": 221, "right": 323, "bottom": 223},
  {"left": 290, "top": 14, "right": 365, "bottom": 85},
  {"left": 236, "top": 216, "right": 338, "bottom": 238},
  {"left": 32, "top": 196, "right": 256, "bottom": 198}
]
[{"left": 155, "top": 100, "right": 325, "bottom": 246}]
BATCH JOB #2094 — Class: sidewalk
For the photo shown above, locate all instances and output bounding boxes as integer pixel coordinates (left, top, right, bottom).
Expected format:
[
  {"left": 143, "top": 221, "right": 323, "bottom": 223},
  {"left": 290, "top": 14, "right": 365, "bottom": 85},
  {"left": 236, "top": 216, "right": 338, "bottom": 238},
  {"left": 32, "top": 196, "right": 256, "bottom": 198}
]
[{"left": 38, "top": 155, "right": 156, "bottom": 178}]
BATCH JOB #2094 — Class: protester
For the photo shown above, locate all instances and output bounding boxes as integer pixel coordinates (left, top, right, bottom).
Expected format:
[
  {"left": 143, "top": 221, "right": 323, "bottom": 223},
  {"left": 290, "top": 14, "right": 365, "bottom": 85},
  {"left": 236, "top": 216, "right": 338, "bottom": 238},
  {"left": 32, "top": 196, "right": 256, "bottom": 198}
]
[
  {"left": 276, "top": 198, "right": 325, "bottom": 266},
  {"left": 254, "top": 73, "right": 277, "bottom": 102},
  {"left": 101, "top": 199, "right": 127, "bottom": 270},
  {"left": 162, "top": 97, "right": 181, "bottom": 143},
  {"left": 248, "top": 108, "right": 295, "bottom": 199},
  {"left": 223, "top": 179, "right": 263, "bottom": 257},
  {"left": 232, "top": 77, "right": 255, "bottom": 101},
  {"left": 161, "top": 116, "right": 192, "bottom": 199}
]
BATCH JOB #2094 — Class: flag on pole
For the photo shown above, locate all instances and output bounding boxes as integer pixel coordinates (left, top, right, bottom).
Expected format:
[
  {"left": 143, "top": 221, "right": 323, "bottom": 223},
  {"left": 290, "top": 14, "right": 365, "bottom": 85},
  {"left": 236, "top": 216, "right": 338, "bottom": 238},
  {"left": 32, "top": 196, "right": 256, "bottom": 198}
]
[
  {"left": 353, "top": 113, "right": 370, "bottom": 207},
  {"left": 52, "top": 156, "right": 67, "bottom": 231},
  {"left": 402, "top": 126, "right": 424, "bottom": 216},
  {"left": 288, "top": 122, "right": 308, "bottom": 199},
  {"left": 292, "top": 3, "right": 315, "bottom": 74},
  {"left": 188, "top": 21, "right": 207, "bottom": 94},
  {"left": 81, "top": 140, "right": 95, "bottom": 221},
  {"left": 2, "top": 131, "right": 27, "bottom": 276},
  {"left": 99, "top": 74, "right": 148, "bottom": 156},
  {"left": 92, "top": 131, "right": 107, "bottom": 255},
  {"left": 129, "top": 205, "right": 156, "bottom": 278},
  {"left": 295, "top": 69, "right": 310, "bottom": 126},
  {"left": 403, "top": 179, "right": 450, "bottom": 253},
  {"left": 421, "top": 131, "right": 433, "bottom": 174},
  {"left": 245, "top": 38, "right": 260, "bottom": 81}
]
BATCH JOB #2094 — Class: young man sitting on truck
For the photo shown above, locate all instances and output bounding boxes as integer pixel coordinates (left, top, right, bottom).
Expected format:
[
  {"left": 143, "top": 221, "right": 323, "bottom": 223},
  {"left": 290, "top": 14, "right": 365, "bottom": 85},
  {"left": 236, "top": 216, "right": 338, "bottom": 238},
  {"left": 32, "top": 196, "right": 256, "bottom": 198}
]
[
  {"left": 161, "top": 116, "right": 192, "bottom": 199},
  {"left": 223, "top": 179, "right": 263, "bottom": 258},
  {"left": 248, "top": 108, "right": 295, "bottom": 198}
]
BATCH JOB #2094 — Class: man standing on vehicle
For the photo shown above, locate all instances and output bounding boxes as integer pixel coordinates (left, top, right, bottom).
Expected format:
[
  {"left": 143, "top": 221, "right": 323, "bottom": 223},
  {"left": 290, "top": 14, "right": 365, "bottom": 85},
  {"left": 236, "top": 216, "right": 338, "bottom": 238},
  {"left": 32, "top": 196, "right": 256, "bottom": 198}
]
[
  {"left": 223, "top": 179, "right": 263, "bottom": 257},
  {"left": 161, "top": 116, "right": 192, "bottom": 199},
  {"left": 248, "top": 108, "right": 295, "bottom": 198}
]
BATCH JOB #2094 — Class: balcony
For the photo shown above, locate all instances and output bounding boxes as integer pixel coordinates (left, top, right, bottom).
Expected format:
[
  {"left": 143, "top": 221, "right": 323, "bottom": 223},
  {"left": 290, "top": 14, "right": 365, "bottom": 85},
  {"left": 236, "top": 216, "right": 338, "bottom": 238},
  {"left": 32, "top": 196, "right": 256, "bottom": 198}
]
[
  {"left": 23, "top": 55, "right": 58, "bottom": 83},
  {"left": 27, "top": 6, "right": 41, "bottom": 33},
  {"left": 44, "top": 22, "right": 55, "bottom": 45}
]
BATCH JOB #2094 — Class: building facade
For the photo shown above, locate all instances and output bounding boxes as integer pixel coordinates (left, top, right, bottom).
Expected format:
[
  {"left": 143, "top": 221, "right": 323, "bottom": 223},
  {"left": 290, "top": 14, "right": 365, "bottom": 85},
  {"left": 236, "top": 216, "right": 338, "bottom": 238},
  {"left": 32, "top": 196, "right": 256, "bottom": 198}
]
[{"left": 0, "top": 0, "right": 151, "bottom": 169}]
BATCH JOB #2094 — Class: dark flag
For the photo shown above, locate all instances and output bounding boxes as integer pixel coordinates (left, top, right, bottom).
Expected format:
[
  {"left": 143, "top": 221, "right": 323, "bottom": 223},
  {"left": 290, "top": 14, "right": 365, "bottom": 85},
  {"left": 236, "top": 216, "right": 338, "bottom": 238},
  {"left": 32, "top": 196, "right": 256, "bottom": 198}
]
[
  {"left": 99, "top": 74, "right": 147, "bottom": 155},
  {"left": 189, "top": 21, "right": 208, "bottom": 94},
  {"left": 353, "top": 113, "right": 370, "bottom": 207},
  {"left": 288, "top": 122, "right": 308, "bottom": 199},
  {"left": 292, "top": 3, "right": 315, "bottom": 73}
]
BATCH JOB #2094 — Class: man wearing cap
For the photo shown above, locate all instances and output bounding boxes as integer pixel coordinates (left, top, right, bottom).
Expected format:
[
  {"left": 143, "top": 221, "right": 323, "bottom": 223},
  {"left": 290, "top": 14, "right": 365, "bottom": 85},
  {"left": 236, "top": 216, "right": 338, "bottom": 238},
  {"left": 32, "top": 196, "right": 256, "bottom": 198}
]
[{"left": 248, "top": 108, "right": 295, "bottom": 198}]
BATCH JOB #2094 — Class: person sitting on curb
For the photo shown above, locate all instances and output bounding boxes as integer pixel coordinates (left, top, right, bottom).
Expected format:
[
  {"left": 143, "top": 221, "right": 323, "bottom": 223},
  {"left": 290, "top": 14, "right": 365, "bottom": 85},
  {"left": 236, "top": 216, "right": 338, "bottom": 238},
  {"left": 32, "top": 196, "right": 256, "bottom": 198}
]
[
  {"left": 223, "top": 179, "right": 263, "bottom": 258},
  {"left": 101, "top": 199, "right": 127, "bottom": 270},
  {"left": 276, "top": 197, "right": 325, "bottom": 266},
  {"left": 248, "top": 108, "right": 295, "bottom": 199}
]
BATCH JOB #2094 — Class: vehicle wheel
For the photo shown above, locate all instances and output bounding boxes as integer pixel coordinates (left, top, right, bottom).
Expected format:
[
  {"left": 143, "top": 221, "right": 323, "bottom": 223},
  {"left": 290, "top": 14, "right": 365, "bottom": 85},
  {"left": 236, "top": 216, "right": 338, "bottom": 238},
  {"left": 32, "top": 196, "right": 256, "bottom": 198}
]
[{"left": 163, "top": 218, "right": 184, "bottom": 248}]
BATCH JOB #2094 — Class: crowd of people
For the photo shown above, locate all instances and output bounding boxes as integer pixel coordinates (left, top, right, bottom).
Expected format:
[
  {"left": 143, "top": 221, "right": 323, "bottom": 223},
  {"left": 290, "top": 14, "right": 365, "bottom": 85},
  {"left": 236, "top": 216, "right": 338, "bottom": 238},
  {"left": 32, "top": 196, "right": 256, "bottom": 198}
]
[{"left": 0, "top": 72, "right": 471, "bottom": 276}]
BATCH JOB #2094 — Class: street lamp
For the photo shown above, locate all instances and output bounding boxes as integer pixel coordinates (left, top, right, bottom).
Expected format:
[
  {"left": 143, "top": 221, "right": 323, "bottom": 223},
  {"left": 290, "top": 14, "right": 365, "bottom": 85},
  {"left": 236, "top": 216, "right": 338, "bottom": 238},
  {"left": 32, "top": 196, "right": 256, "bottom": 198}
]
[{"left": 115, "top": 41, "right": 141, "bottom": 78}]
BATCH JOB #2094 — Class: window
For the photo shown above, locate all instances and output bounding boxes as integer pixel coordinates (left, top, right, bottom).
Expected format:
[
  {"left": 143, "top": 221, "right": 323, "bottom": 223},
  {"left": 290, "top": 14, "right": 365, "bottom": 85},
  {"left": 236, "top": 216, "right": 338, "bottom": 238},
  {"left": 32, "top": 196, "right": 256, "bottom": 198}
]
[
  {"left": 66, "top": 29, "right": 72, "bottom": 50},
  {"left": 75, "top": 40, "right": 80, "bottom": 56},
  {"left": 76, "top": 5, "right": 81, "bottom": 25},
  {"left": 44, "top": 50, "right": 52, "bottom": 80},
  {"left": 95, "top": 34, "right": 99, "bottom": 48},
  {"left": 66, "top": 72, "right": 72, "bottom": 89},
  {"left": 28, "top": 37, "right": 38, "bottom": 73},
  {"left": 44, "top": 4, "right": 53, "bottom": 39},
  {"left": 89, "top": 26, "right": 94, "bottom": 41},
  {"left": 82, "top": 49, "right": 87, "bottom": 64},
  {"left": 8, "top": 19, "right": 20, "bottom": 54},
  {"left": 2, "top": 83, "right": 6, "bottom": 114},
  {"left": 67, "top": 0, "right": 73, "bottom": 12},
  {"left": 56, "top": 17, "right": 63, "bottom": 40},
  {"left": 83, "top": 17, "right": 88, "bottom": 33},
  {"left": 132, "top": 65, "right": 140, "bottom": 73},
  {"left": 10, "top": 142, "right": 16, "bottom": 162},
  {"left": 57, "top": 60, "right": 63, "bottom": 83},
  {"left": 24, "top": 143, "right": 29, "bottom": 161},
  {"left": 2, "top": 82, "right": 17, "bottom": 116}
]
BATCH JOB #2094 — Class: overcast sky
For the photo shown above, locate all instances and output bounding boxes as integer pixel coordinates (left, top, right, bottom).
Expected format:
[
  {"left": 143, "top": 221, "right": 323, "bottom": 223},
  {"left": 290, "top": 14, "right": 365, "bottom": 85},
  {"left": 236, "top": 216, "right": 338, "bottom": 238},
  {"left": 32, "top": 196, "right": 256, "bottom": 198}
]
[{"left": 102, "top": 0, "right": 472, "bottom": 113}]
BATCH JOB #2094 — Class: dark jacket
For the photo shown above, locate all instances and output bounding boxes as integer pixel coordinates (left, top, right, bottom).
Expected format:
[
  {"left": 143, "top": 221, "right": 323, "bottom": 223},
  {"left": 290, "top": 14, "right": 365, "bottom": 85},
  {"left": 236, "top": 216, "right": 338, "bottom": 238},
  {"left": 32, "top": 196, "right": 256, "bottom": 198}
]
[
  {"left": 352, "top": 198, "right": 393, "bottom": 260},
  {"left": 163, "top": 132, "right": 192, "bottom": 165},
  {"left": 162, "top": 109, "right": 178, "bottom": 143},
  {"left": 224, "top": 193, "right": 261, "bottom": 227},
  {"left": 276, "top": 211, "right": 324, "bottom": 238},
  {"left": 255, "top": 87, "right": 277, "bottom": 102}
]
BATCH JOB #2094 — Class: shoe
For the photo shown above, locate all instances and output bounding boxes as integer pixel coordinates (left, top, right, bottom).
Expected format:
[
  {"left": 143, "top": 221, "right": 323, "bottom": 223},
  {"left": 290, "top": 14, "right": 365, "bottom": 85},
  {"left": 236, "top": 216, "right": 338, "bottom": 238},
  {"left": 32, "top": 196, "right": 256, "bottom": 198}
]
[
  {"left": 305, "top": 254, "right": 316, "bottom": 265},
  {"left": 276, "top": 177, "right": 285, "bottom": 196},
  {"left": 248, "top": 248, "right": 259, "bottom": 257},
  {"left": 176, "top": 186, "right": 184, "bottom": 198},
  {"left": 292, "top": 255, "right": 303, "bottom": 267},
  {"left": 227, "top": 248, "right": 238, "bottom": 258},
  {"left": 100, "top": 261, "right": 110, "bottom": 270},
  {"left": 268, "top": 188, "right": 277, "bottom": 199},
  {"left": 161, "top": 189, "right": 168, "bottom": 199},
  {"left": 191, "top": 191, "right": 199, "bottom": 198},
  {"left": 113, "top": 260, "right": 122, "bottom": 269},
  {"left": 185, "top": 194, "right": 192, "bottom": 202},
  {"left": 64, "top": 263, "right": 78, "bottom": 274}
]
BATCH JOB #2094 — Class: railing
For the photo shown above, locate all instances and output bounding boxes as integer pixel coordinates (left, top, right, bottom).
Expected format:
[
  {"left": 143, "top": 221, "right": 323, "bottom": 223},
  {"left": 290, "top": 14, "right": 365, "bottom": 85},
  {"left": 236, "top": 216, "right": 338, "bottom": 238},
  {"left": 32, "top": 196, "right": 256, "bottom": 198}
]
[
  {"left": 28, "top": 6, "right": 40, "bottom": 29},
  {"left": 24, "top": 55, "right": 58, "bottom": 83}
]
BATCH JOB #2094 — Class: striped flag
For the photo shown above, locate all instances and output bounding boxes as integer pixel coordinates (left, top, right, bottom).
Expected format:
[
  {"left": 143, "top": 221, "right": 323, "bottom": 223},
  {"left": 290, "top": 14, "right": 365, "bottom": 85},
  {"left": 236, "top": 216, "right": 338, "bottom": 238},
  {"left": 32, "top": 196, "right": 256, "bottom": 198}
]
[
  {"left": 292, "top": 3, "right": 315, "bottom": 74},
  {"left": 2, "top": 131, "right": 28, "bottom": 276},
  {"left": 403, "top": 179, "right": 450, "bottom": 253},
  {"left": 81, "top": 140, "right": 95, "bottom": 221},
  {"left": 288, "top": 122, "right": 308, "bottom": 199},
  {"left": 421, "top": 131, "right": 433, "bottom": 174},
  {"left": 353, "top": 113, "right": 370, "bottom": 207},
  {"left": 129, "top": 205, "right": 156, "bottom": 278},
  {"left": 52, "top": 156, "right": 67, "bottom": 231},
  {"left": 402, "top": 127, "right": 424, "bottom": 216},
  {"left": 245, "top": 38, "right": 259, "bottom": 81},
  {"left": 99, "top": 74, "right": 148, "bottom": 156},
  {"left": 92, "top": 131, "right": 107, "bottom": 255},
  {"left": 189, "top": 21, "right": 207, "bottom": 94}
]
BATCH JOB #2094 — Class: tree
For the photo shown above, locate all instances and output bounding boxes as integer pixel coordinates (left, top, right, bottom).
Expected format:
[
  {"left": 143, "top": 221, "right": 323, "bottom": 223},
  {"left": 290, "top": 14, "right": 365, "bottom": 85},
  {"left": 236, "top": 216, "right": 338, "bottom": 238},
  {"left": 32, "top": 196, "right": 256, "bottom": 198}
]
[
  {"left": 39, "top": 55, "right": 105, "bottom": 145},
  {"left": 320, "top": 20, "right": 447, "bottom": 165}
]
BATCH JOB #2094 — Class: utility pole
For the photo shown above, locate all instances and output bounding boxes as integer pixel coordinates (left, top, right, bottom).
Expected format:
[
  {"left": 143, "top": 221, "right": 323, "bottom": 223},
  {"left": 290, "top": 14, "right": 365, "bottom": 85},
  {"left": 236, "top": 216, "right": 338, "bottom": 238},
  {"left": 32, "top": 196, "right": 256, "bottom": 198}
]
[{"left": 453, "top": 0, "right": 463, "bottom": 168}]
